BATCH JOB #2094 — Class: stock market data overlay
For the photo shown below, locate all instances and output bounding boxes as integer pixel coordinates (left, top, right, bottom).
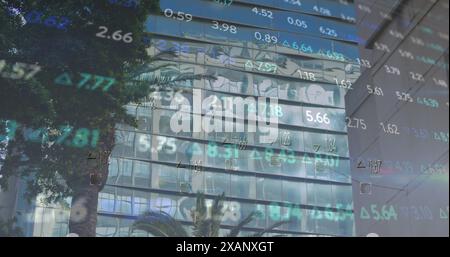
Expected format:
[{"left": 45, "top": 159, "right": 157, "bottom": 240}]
[{"left": 0, "top": 0, "right": 448, "bottom": 238}]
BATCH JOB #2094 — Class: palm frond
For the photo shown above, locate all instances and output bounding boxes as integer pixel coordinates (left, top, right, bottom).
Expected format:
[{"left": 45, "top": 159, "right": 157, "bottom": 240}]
[
  {"left": 171, "top": 73, "right": 217, "bottom": 83},
  {"left": 211, "top": 192, "right": 225, "bottom": 220},
  {"left": 227, "top": 211, "right": 256, "bottom": 237},
  {"left": 192, "top": 192, "right": 209, "bottom": 237},
  {"left": 127, "top": 50, "right": 178, "bottom": 78},
  {"left": 210, "top": 193, "right": 225, "bottom": 237}
]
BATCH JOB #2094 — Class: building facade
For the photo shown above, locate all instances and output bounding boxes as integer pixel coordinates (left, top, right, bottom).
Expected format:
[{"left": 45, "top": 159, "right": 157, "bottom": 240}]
[
  {"left": 0, "top": 0, "right": 363, "bottom": 237},
  {"left": 96, "top": 0, "right": 361, "bottom": 237}
]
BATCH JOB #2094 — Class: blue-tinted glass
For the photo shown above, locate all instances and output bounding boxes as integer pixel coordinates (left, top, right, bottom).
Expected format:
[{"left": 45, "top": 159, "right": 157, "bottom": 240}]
[
  {"left": 282, "top": 181, "right": 302, "bottom": 203},
  {"left": 154, "top": 16, "right": 181, "bottom": 38}
]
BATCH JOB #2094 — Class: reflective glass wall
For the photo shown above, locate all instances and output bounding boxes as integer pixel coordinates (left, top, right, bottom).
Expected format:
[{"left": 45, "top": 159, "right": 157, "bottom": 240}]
[{"left": 0, "top": 0, "right": 363, "bottom": 237}]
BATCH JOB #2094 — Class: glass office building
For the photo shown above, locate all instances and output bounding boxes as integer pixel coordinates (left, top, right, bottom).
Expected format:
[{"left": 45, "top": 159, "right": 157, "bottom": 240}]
[
  {"left": 349, "top": 0, "right": 449, "bottom": 236},
  {"left": 96, "top": 0, "right": 361, "bottom": 237}
]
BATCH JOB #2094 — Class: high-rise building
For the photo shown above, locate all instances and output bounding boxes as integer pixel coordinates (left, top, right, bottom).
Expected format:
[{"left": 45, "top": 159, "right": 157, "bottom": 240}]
[
  {"left": 349, "top": 0, "right": 449, "bottom": 236},
  {"left": 96, "top": 0, "right": 361, "bottom": 237}
]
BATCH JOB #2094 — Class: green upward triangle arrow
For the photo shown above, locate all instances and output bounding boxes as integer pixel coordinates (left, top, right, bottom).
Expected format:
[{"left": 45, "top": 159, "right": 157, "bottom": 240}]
[
  {"left": 54, "top": 72, "right": 73, "bottom": 86},
  {"left": 360, "top": 207, "right": 371, "bottom": 220}
]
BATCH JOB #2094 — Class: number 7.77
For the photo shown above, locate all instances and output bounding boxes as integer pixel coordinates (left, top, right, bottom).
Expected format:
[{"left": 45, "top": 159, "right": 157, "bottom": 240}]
[
  {"left": 102, "top": 77, "right": 115, "bottom": 91},
  {"left": 77, "top": 73, "right": 115, "bottom": 91}
]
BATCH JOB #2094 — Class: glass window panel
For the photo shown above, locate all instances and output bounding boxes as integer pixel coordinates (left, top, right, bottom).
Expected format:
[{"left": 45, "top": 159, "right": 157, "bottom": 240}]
[
  {"left": 117, "top": 159, "right": 133, "bottom": 186},
  {"left": 205, "top": 45, "right": 231, "bottom": 68},
  {"left": 135, "top": 105, "right": 152, "bottom": 132},
  {"left": 107, "top": 158, "right": 119, "bottom": 185},
  {"left": 135, "top": 133, "right": 151, "bottom": 160},
  {"left": 149, "top": 193, "right": 179, "bottom": 217},
  {"left": 230, "top": 174, "right": 255, "bottom": 199},
  {"left": 284, "top": 204, "right": 304, "bottom": 232},
  {"left": 253, "top": 74, "right": 279, "bottom": 98},
  {"left": 280, "top": 150, "right": 306, "bottom": 178},
  {"left": 96, "top": 216, "right": 118, "bottom": 237},
  {"left": 99, "top": 192, "right": 115, "bottom": 213},
  {"left": 316, "top": 215, "right": 339, "bottom": 236},
  {"left": 176, "top": 195, "right": 196, "bottom": 221},
  {"left": 145, "top": 15, "right": 158, "bottom": 33},
  {"left": 322, "top": 59, "right": 346, "bottom": 84},
  {"left": 154, "top": 16, "right": 181, "bottom": 38},
  {"left": 252, "top": 28, "right": 279, "bottom": 52},
  {"left": 305, "top": 208, "right": 320, "bottom": 234},
  {"left": 133, "top": 161, "right": 151, "bottom": 188},
  {"left": 159, "top": 60, "right": 180, "bottom": 80},
  {"left": 116, "top": 189, "right": 132, "bottom": 215},
  {"left": 301, "top": 81, "right": 344, "bottom": 107},
  {"left": 229, "top": 46, "right": 253, "bottom": 71},
  {"left": 314, "top": 184, "right": 332, "bottom": 207},
  {"left": 158, "top": 110, "right": 180, "bottom": 136},
  {"left": 204, "top": 172, "right": 230, "bottom": 195},
  {"left": 266, "top": 202, "right": 283, "bottom": 225},
  {"left": 155, "top": 165, "right": 179, "bottom": 191},
  {"left": 177, "top": 140, "right": 202, "bottom": 164},
  {"left": 278, "top": 104, "right": 302, "bottom": 126},
  {"left": 277, "top": 30, "right": 315, "bottom": 57},
  {"left": 179, "top": 169, "right": 193, "bottom": 193},
  {"left": 205, "top": 67, "right": 230, "bottom": 93},
  {"left": 118, "top": 219, "right": 134, "bottom": 237},
  {"left": 112, "top": 130, "right": 136, "bottom": 158},
  {"left": 204, "top": 21, "right": 230, "bottom": 45},
  {"left": 307, "top": 183, "right": 316, "bottom": 205},
  {"left": 178, "top": 40, "right": 206, "bottom": 65},
  {"left": 180, "top": 20, "right": 205, "bottom": 42},
  {"left": 256, "top": 178, "right": 282, "bottom": 201},
  {"left": 274, "top": 11, "right": 313, "bottom": 37},
  {"left": 282, "top": 181, "right": 302, "bottom": 203},
  {"left": 332, "top": 159, "right": 351, "bottom": 183},
  {"left": 155, "top": 135, "right": 178, "bottom": 162},
  {"left": 152, "top": 38, "right": 180, "bottom": 61},
  {"left": 227, "top": 25, "right": 256, "bottom": 48},
  {"left": 221, "top": 200, "right": 242, "bottom": 226},
  {"left": 253, "top": 148, "right": 280, "bottom": 174},
  {"left": 333, "top": 185, "right": 353, "bottom": 206},
  {"left": 179, "top": 63, "right": 202, "bottom": 89},
  {"left": 280, "top": 129, "right": 304, "bottom": 152},
  {"left": 301, "top": 106, "right": 347, "bottom": 132},
  {"left": 253, "top": 203, "right": 268, "bottom": 229},
  {"left": 133, "top": 196, "right": 149, "bottom": 216}
]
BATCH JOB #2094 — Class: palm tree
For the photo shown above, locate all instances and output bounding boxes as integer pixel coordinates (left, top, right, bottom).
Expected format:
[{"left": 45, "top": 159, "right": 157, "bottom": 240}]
[{"left": 130, "top": 193, "right": 289, "bottom": 237}]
